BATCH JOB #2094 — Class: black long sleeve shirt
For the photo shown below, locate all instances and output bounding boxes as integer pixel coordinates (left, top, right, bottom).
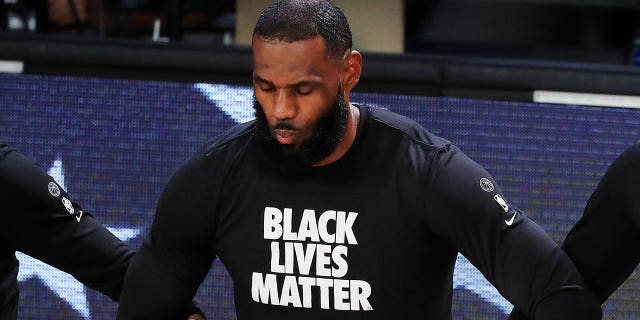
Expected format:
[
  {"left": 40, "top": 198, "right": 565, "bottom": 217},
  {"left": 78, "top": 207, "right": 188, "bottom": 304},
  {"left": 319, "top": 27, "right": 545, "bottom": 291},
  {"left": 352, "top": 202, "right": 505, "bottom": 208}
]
[
  {"left": 0, "top": 144, "right": 134, "bottom": 320},
  {"left": 562, "top": 142, "right": 640, "bottom": 303},
  {"left": 118, "top": 105, "right": 600, "bottom": 319}
]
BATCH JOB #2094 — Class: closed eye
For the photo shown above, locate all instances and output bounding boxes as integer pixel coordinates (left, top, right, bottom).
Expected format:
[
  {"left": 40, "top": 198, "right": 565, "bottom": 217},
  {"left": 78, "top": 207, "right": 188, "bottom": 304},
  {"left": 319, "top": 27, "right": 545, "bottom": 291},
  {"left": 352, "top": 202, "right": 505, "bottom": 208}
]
[
  {"left": 253, "top": 75, "right": 275, "bottom": 92},
  {"left": 293, "top": 83, "right": 314, "bottom": 95},
  {"left": 258, "top": 84, "right": 275, "bottom": 92}
]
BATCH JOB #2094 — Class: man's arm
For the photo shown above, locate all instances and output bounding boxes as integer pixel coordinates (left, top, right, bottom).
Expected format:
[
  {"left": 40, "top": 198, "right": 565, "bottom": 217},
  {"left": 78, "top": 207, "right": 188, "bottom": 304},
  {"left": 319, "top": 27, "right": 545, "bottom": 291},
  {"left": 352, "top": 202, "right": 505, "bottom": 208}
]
[
  {"left": 562, "top": 142, "right": 640, "bottom": 303},
  {"left": 0, "top": 144, "right": 209, "bottom": 319},
  {"left": 0, "top": 144, "right": 133, "bottom": 301},
  {"left": 117, "top": 154, "right": 217, "bottom": 319},
  {"left": 424, "top": 144, "right": 601, "bottom": 319}
]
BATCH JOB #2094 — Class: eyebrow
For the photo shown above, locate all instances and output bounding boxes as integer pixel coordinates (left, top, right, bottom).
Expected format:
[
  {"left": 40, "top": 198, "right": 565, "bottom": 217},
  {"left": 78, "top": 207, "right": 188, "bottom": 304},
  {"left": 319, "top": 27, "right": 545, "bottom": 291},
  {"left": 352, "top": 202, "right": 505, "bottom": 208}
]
[
  {"left": 252, "top": 75, "right": 270, "bottom": 85},
  {"left": 252, "top": 75, "right": 318, "bottom": 88}
]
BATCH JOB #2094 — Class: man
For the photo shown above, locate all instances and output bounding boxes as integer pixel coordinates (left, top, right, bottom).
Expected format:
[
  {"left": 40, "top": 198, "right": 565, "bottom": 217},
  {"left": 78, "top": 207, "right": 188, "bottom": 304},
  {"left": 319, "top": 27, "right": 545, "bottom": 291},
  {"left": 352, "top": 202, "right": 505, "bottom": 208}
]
[
  {"left": 117, "top": 0, "right": 601, "bottom": 319},
  {"left": 561, "top": 142, "right": 640, "bottom": 303},
  {"left": 0, "top": 143, "right": 204, "bottom": 319}
]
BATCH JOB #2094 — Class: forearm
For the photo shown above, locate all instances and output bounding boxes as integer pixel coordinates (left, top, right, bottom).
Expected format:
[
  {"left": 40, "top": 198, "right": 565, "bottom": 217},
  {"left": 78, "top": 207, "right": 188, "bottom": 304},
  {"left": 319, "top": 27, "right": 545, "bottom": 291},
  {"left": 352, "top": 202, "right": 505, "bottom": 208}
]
[
  {"left": 498, "top": 219, "right": 600, "bottom": 318},
  {"left": 117, "top": 243, "right": 202, "bottom": 319},
  {"left": 505, "top": 220, "right": 602, "bottom": 319},
  {"left": 530, "top": 288, "right": 601, "bottom": 320}
]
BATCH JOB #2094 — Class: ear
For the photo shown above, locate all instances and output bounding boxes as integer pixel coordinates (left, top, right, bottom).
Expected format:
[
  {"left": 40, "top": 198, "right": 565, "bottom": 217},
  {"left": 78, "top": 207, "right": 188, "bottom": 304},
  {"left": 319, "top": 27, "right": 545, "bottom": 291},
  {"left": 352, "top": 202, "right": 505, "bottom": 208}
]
[{"left": 341, "top": 50, "right": 362, "bottom": 92}]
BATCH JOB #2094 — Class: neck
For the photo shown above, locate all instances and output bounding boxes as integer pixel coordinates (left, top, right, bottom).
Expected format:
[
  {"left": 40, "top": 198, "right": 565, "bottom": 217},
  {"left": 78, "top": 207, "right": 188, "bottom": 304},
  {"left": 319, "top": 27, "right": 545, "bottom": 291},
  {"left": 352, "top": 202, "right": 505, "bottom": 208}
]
[{"left": 312, "top": 103, "right": 360, "bottom": 167}]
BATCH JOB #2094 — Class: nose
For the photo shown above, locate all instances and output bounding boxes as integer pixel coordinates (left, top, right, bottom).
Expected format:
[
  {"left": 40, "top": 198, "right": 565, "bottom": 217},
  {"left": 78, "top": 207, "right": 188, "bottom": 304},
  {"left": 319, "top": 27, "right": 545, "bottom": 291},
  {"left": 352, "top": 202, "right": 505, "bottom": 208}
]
[{"left": 273, "top": 89, "right": 296, "bottom": 120}]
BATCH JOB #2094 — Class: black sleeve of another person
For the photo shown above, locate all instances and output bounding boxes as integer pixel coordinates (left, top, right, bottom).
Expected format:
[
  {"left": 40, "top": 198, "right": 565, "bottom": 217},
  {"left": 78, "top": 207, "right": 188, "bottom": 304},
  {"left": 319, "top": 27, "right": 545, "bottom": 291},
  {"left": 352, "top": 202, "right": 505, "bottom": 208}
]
[
  {"left": 0, "top": 144, "right": 134, "bottom": 318},
  {"left": 509, "top": 145, "right": 640, "bottom": 319},
  {"left": 561, "top": 142, "right": 640, "bottom": 303}
]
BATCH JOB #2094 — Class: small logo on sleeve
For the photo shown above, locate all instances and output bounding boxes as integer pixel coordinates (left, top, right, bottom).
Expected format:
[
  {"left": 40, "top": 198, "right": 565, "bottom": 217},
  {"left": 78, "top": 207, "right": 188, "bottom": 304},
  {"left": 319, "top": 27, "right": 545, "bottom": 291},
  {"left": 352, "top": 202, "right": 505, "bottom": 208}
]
[
  {"left": 61, "top": 197, "right": 83, "bottom": 222},
  {"left": 494, "top": 194, "right": 517, "bottom": 226},
  {"left": 48, "top": 182, "right": 61, "bottom": 197},
  {"left": 479, "top": 178, "right": 494, "bottom": 192},
  {"left": 505, "top": 211, "right": 517, "bottom": 226},
  {"left": 493, "top": 194, "right": 509, "bottom": 212},
  {"left": 61, "top": 197, "right": 74, "bottom": 215}
]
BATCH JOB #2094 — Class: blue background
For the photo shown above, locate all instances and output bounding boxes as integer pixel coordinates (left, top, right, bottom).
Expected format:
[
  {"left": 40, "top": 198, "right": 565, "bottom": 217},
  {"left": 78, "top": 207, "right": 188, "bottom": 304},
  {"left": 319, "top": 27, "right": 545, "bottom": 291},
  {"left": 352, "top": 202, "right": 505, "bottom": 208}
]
[{"left": 1, "top": 73, "right": 639, "bottom": 318}]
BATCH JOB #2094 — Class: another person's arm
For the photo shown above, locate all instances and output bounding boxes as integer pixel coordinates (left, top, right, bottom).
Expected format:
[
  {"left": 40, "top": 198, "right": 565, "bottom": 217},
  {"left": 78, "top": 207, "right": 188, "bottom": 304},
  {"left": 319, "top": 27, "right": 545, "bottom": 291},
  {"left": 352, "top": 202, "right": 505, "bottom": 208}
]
[
  {"left": 0, "top": 144, "right": 206, "bottom": 319},
  {"left": 562, "top": 143, "right": 640, "bottom": 303},
  {"left": 0, "top": 144, "right": 133, "bottom": 301}
]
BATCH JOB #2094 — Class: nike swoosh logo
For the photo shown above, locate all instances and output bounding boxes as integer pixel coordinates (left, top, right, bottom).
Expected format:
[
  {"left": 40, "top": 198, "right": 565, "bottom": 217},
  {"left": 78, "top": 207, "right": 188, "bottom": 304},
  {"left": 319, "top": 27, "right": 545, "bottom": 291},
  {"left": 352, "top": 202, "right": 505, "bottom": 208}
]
[{"left": 505, "top": 212, "right": 517, "bottom": 226}]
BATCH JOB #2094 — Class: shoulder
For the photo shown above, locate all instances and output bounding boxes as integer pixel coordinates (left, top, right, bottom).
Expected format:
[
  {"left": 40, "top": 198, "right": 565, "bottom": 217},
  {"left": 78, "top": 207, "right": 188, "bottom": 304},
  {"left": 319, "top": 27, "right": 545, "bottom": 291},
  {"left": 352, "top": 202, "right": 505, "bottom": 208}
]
[
  {"left": 602, "top": 142, "right": 640, "bottom": 182},
  {"left": 0, "top": 144, "right": 73, "bottom": 211},
  {"left": 362, "top": 105, "right": 451, "bottom": 150},
  {"left": 0, "top": 144, "right": 37, "bottom": 189},
  {"left": 365, "top": 106, "right": 493, "bottom": 188},
  {"left": 616, "top": 142, "right": 640, "bottom": 166},
  {"left": 0, "top": 143, "right": 13, "bottom": 164},
  {"left": 359, "top": 105, "right": 460, "bottom": 172},
  {"left": 164, "top": 121, "right": 256, "bottom": 193},
  {"left": 200, "top": 121, "right": 256, "bottom": 157},
  {"left": 183, "top": 121, "right": 256, "bottom": 170},
  {"left": 358, "top": 105, "right": 487, "bottom": 188},
  {"left": 592, "top": 142, "right": 640, "bottom": 198}
]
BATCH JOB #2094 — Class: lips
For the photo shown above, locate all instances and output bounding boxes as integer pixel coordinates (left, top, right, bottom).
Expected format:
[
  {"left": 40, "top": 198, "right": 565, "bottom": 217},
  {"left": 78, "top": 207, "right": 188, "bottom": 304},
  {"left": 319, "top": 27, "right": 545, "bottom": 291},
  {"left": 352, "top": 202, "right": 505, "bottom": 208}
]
[{"left": 272, "top": 129, "right": 298, "bottom": 144}]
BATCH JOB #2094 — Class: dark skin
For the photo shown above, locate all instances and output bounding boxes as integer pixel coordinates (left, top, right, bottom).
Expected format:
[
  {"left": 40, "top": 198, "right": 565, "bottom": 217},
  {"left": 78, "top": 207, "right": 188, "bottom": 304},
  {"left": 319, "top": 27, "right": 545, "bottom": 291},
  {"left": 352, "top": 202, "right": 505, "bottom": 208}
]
[{"left": 252, "top": 35, "right": 363, "bottom": 166}]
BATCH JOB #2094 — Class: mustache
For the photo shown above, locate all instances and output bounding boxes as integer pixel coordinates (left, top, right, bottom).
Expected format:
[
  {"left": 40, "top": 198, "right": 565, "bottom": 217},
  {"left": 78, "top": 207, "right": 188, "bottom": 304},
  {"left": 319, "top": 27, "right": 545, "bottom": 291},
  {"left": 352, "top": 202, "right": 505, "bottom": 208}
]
[{"left": 271, "top": 121, "right": 301, "bottom": 131}]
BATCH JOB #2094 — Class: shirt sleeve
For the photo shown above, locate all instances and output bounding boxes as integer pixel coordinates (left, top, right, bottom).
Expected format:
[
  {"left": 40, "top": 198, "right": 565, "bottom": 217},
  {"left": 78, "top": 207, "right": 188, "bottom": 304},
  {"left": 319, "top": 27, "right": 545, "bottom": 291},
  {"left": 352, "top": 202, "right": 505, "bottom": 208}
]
[
  {"left": 117, "top": 153, "right": 217, "bottom": 319},
  {"left": 562, "top": 142, "right": 640, "bottom": 303},
  {"left": 423, "top": 144, "right": 601, "bottom": 319},
  {"left": 0, "top": 145, "right": 133, "bottom": 302}
]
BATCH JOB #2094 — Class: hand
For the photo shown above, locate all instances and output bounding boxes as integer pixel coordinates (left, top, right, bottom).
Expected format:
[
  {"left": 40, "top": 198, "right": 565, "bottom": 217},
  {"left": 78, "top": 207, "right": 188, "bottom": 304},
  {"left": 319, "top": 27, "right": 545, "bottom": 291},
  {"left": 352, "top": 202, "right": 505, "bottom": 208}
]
[{"left": 187, "top": 315, "right": 206, "bottom": 320}]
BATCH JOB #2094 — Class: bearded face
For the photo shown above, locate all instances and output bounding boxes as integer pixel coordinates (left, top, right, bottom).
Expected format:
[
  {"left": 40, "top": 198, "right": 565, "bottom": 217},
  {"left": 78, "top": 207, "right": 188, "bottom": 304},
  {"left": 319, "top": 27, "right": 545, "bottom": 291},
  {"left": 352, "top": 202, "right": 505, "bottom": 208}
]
[{"left": 254, "top": 88, "right": 348, "bottom": 166}]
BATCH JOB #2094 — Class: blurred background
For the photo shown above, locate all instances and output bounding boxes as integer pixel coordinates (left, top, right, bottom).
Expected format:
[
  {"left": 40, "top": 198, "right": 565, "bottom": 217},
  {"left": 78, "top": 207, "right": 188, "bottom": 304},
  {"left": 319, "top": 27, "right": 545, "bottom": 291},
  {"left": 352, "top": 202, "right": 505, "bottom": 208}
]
[
  {"left": 2, "top": 1, "right": 640, "bottom": 319},
  {"left": 2, "top": 0, "right": 640, "bottom": 99},
  {"left": 2, "top": 0, "right": 639, "bottom": 64}
]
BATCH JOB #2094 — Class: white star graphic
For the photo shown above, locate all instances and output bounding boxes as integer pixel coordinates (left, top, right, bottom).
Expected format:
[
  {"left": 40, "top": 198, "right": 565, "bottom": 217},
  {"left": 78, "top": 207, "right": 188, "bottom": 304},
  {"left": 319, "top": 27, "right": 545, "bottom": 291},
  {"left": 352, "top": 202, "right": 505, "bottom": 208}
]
[
  {"left": 48, "top": 155, "right": 66, "bottom": 190},
  {"left": 16, "top": 227, "right": 140, "bottom": 319},
  {"left": 453, "top": 254, "right": 512, "bottom": 313},
  {"left": 15, "top": 158, "right": 142, "bottom": 319},
  {"left": 194, "top": 83, "right": 256, "bottom": 123}
]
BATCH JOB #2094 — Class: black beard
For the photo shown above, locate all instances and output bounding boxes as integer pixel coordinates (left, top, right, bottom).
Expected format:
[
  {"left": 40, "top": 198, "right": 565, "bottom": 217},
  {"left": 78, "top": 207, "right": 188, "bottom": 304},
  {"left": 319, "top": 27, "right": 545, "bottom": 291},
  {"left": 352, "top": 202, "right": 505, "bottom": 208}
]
[{"left": 254, "top": 90, "right": 348, "bottom": 167}]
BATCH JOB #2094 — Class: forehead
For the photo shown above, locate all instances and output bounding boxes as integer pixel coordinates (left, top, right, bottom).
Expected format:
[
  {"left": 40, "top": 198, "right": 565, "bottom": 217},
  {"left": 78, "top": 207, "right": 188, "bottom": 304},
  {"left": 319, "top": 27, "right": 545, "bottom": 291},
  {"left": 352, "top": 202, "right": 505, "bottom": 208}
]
[{"left": 252, "top": 36, "right": 337, "bottom": 83}]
